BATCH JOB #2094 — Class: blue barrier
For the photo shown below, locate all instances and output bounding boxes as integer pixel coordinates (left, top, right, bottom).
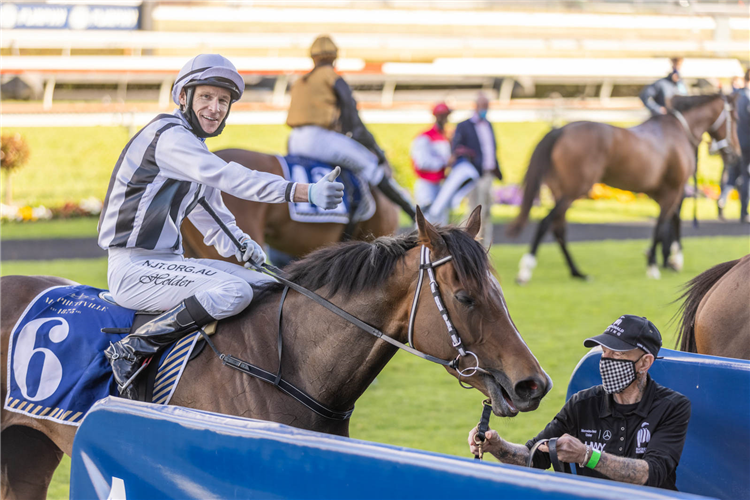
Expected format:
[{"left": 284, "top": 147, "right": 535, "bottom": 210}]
[
  {"left": 70, "top": 397, "right": 712, "bottom": 499},
  {"left": 567, "top": 348, "right": 750, "bottom": 500}
]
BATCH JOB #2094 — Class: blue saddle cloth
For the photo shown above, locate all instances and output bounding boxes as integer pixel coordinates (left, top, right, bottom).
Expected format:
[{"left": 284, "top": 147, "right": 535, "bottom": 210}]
[
  {"left": 4, "top": 285, "right": 201, "bottom": 426},
  {"left": 279, "top": 155, "right": 375, "bottom": 224}
]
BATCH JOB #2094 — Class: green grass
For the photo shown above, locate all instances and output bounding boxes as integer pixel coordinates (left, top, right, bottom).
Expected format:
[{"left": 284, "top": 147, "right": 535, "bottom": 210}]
[
  {"left": 2, "top": 121, "right": 735, "bottom": 222},
  {"left": 1, "top": 236, "right": 747, "bottom": 499},
  {"left": 0, "top": 217, "right": 100, "bottom": 240}
]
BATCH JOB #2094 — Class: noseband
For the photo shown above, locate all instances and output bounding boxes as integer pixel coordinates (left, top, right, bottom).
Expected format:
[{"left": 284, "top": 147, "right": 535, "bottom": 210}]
[
  {"left": 671, "top": 95, "right": 734, "bottom": 153},
  {"left": 708, "top": 97, "right": 734, "bottom": 154},
  {"left": 408, "top": 245, "right": 488, "bottom": 382}
]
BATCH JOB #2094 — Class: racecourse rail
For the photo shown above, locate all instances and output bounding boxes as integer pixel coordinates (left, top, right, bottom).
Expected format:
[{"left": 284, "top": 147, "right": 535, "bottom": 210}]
[{"left": 69, "top": 348, "right": 748, "bottom": 499}]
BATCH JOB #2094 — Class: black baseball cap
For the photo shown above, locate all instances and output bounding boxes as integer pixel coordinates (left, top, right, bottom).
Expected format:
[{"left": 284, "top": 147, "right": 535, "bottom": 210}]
[{"left": 584, "top": 315, "right": 662, "bottom": 358}]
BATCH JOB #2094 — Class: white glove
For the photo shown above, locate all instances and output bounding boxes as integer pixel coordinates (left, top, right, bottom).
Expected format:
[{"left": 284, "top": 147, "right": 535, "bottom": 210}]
[
  {"left": 235, "top": 237, "right": 266, "bottom": 268},
  {"left": 308, "top": 166, "right": 345, "bottom": 210}
]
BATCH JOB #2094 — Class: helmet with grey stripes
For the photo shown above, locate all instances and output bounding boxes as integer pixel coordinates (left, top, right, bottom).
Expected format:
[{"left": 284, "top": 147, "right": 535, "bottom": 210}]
[{"left": 172, "top": 54, "right": 244, "bottom": 138}]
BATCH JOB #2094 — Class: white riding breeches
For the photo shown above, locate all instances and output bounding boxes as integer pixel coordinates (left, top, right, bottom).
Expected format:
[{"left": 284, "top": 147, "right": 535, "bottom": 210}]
[
  {"left": 424, "top": 160, "right": 480, "bottom": 224},
  {"left": 414, "top": 179, "right": 445, "bottom": 224},
  {"left": 288, "top": 125, "right": 384, "bottom": 185},
  {"left": 107, "top": 248, "right": 275, "bottom": 320},
  {"left": 468, "top": 172, "right": 495, "bottom": 248}
]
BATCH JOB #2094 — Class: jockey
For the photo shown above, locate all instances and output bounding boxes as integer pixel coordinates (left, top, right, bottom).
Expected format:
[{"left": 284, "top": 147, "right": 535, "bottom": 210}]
[
  {"left": 410, "top": 102, "right": 453, "bottom": 224},
  {"left": 98, "top": 54, "right": 344, "bottom": 399},
  {"left": 286, "top": 35, "right": 416, "bottom": 220}
]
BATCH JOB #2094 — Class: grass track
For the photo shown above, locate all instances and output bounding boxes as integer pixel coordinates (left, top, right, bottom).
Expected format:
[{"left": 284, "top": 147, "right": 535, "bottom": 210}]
[{"left": 1, "top": 236, "right": 747, "bottom": 499}]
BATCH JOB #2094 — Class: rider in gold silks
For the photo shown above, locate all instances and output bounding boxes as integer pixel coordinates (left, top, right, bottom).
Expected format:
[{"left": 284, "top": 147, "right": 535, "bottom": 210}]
[{"left": 286, "top": 35, "right": 416, "bottom": 221}]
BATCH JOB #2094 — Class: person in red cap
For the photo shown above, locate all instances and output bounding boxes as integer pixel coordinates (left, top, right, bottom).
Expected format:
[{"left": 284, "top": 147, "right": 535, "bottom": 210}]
[{"left": 410, "top": 102, "right": 453, "bottom": 223}]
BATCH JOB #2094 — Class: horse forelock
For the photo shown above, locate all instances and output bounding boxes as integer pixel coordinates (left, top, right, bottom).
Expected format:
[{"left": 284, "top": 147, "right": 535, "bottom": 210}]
[{"left": 255, "top": 225, "right": 493, "bottom": 300}]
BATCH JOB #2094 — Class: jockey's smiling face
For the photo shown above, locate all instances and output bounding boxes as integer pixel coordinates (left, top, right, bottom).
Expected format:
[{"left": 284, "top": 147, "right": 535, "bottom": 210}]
[{"left": 180, "top": 85, "right": 232, "bottom": 135}]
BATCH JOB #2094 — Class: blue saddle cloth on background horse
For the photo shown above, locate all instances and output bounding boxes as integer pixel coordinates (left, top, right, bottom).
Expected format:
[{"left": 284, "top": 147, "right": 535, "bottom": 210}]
[
  {"left": 4, "top": 285, "right": 203, "bottom": 426},
  {"left": 278, "top": 155, "right": 376, "bottom": 225}
]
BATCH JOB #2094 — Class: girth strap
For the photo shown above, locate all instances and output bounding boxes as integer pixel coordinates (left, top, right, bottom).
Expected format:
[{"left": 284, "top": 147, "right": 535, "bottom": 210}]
[{"left": 198, "top": 329, "right": 353, "bottom": 421}]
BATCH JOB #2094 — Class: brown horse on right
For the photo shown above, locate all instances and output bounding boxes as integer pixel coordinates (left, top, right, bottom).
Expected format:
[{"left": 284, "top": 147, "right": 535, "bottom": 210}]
[
  {"left": 181, "top": 148, "right": 399, "bottom": 263},
  {"left": 508, "top": 93, "right": 741, "bottom": 284},
  {"left": 675, "top": 254, "right": 750, "bottom": 360}
]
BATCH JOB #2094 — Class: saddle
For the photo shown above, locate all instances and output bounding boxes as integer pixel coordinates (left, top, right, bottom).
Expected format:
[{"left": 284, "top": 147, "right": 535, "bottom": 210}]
[
  {"left": 100, "top": 296, "right": 218, "bottom": 403},
  {"left": 277, "top": 155, "right": 376, "bottom": 230}
]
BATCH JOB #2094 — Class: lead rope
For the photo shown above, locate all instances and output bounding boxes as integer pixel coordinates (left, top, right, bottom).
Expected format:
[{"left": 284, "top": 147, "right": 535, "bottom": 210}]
[{"left": 473, "top": 399, "right": 493, "bottom": 460}]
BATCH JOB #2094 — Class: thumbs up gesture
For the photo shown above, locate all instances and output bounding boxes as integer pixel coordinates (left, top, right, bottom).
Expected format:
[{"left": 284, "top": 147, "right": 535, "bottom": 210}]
[{"left": 308, "top": 166, "right": 345, "bottom": 210}]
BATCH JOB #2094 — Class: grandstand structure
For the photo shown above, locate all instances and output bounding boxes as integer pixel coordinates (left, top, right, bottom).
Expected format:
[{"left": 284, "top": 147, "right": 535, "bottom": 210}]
[{"left": 1, "top": 0, "right": 748, "bottom": 124}]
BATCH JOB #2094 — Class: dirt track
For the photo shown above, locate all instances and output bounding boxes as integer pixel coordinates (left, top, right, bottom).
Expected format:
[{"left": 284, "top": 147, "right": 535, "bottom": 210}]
[{"left": 2, "top": 220, "right": 747, "bottom": 262}]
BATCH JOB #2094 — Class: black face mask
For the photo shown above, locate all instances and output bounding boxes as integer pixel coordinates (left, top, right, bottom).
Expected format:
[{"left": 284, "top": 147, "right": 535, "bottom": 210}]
[{"left": 181, "top": 86, "right": 233, "bottom": 139}]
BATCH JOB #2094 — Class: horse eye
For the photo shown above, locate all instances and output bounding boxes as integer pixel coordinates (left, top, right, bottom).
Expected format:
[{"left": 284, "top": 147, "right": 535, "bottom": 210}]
[{"left": 455, "top": 292, "right": 475, "bottom": 307}]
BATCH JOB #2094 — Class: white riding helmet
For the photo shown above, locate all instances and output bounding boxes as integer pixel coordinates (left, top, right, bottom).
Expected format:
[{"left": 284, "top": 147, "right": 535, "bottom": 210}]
[
  {"left": 172, "top": 54, "right": 244, "bottom": 106},
  {"left": 172, "top": 54, "right": 244, "bottom": 138}
]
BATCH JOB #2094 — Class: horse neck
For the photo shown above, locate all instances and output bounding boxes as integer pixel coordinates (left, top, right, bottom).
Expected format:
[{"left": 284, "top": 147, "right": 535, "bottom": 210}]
[
  {"left": 262, "top": 262, "right": 415, "bottom": 413},
  {"left": 682, "top": 99, "right": 723, "bottom": 138}
]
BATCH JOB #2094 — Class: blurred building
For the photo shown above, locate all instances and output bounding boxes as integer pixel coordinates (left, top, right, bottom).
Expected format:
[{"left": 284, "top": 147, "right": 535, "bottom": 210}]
[{"left": 1, "top": 0, "right": 747, "bottom": 122}]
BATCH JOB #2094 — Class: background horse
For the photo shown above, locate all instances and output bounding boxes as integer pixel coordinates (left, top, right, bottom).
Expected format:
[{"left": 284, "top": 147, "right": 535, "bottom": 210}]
[
  {"left": 181, "top": 149, "right": 399, "bottom": 262},
  {"left": 508, "top": 93, "right": 741, "bottom": 284},
  {"left": 675, "top": 254, "right": 750, "bottom": 360},
  {"left": 1, "top": 208, "right": 551, "bottom": 500}
]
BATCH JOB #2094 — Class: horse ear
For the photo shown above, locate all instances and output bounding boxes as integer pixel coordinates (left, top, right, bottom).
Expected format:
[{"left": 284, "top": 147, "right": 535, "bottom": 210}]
[
  {"left": 465, "top": 205, "right": 482, "bottom": 239},
  {"left": 416, "top": 206, "right": 447, "bottom": 254}
]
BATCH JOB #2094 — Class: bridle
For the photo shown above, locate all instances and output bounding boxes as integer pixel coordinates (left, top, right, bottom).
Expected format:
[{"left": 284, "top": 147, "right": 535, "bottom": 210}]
[
  {"left": 670, "top": 95, "right": 734, "bottom": 153},
  {"left": 708, "top": 96, "right": 734, "bottom": 155},
  {"left": 196, "top": 198, "right": 489, "bottom": 420},
  {"left": 407, "top": 245, "right": 488, "bottom": 385}
]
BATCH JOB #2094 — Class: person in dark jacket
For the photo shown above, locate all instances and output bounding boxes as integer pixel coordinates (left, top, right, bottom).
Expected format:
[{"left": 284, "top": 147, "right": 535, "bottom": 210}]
[
  {"left": 640, "top": 58, "right": 688, "bottom": 116},
  {"left": 468, "top": 315, "right": 691, "bottom": 491},
  {"left": 451, "top": 92, "right": 502, "bottom": 246},
  {"left": 718, "top": 69, "right": 750, "bottom": 223}
]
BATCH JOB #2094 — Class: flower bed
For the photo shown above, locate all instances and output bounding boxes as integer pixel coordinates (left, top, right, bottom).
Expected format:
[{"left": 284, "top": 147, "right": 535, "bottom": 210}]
[{"left": 1, "top": 197, "right": 102, "bottom": 222}]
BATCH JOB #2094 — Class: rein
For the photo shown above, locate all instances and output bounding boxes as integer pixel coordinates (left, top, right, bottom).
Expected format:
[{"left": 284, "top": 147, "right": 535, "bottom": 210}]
[{"left": 196, "top": 199, "right": 487, "bottom": 420}]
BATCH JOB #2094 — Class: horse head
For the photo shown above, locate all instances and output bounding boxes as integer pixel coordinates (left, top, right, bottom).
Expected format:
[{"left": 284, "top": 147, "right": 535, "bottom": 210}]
[{"left": 407, "top": 206, "right": 551, "bottom": 417}]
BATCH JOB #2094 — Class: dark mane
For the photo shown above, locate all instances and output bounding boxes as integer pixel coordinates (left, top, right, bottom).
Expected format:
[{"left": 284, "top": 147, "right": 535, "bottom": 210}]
[
  {"left": 256, "top": 225, "right": 492, "bottom": 300},
  {"left": 671, "top": 94, "right": 722, "bottom": 112}
]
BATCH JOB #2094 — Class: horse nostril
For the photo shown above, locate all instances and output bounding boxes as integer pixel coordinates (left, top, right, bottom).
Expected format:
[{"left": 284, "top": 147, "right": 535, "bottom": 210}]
[{"left": 514, "top": 377, "right": 544, "bottom": 401}]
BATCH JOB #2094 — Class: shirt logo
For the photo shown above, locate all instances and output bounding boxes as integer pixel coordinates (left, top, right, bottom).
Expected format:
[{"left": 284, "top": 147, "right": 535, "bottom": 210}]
[
  {"left": 585, "top": 441, "right": 606, "bottom": 452},
  {"left": 603, "top": 430, "right": 612, "bottom": 441},
  {"left": 580, "top": 428, "right": 597, "bottom": 438},
  {"left": 636, "top": 422, "right": 651, "bottom": 454}
]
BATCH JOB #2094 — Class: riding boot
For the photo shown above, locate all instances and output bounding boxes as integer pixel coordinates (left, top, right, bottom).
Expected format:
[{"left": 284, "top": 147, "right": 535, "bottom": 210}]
[
  {"left": 104, "top": 296, "right": 214, "bottom": 400},
  {"left": 377, "top": 177, "right": 416, "bottom": 221}
]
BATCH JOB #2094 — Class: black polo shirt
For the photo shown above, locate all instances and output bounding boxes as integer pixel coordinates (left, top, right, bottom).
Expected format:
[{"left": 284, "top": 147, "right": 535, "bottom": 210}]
[{"left": 526, "top": 375, "right": 691, "bottom": 490}]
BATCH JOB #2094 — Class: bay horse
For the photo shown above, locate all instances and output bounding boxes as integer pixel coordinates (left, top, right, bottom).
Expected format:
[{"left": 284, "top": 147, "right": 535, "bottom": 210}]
[
  {"left": 675, "top": 254, "right": 750, "bottom": 360},
  {"left": 181, "top": 149, "right": 399, "bottom": 262},
  {"left": 1, "top": 207, "right": 551, "bottom": 500},
  {"left": 508, "top": 93, "right": 741, "bottom": 284}
]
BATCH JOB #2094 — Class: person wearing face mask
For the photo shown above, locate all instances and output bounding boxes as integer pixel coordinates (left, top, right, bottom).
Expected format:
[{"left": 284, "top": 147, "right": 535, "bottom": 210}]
[
  {"left": 447, "top": 92, "right": 502, "bottom": 246},
  {"left": 98, "top": 54, "right": 344, "bottom": 399},
  {"left": 468, "top": 315, "right": 691, "bottom": 490}
]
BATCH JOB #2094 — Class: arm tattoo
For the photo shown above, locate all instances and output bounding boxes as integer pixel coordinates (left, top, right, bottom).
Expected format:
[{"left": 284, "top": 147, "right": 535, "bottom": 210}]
[
  {"left": 596, "top": 452, "right": 649, "bottom": 485},
  {"left": 491, "top": 440, "right": 531, "bottom": 466}
]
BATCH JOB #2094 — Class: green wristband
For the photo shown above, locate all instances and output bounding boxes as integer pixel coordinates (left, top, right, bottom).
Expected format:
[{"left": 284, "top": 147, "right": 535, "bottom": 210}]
[{"left": 586, "top": 449, "right": 601, "bottom": 469}]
